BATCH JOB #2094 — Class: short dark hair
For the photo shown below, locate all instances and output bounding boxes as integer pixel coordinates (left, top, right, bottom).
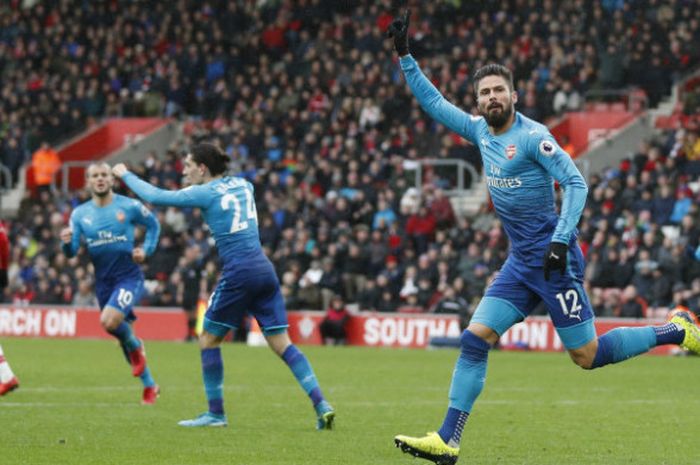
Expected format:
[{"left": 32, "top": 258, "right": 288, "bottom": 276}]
[
  {"left": 473, "top": 64, "right": 514, "bottom": 93},
  {"left": 190, "top": 143, "right": 229, "bottom": 176}
]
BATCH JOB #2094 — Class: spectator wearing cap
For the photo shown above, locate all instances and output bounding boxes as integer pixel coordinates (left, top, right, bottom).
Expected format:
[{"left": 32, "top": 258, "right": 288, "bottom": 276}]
[{"left": 380, "top": 255, "right": 403, "bottom": 296}]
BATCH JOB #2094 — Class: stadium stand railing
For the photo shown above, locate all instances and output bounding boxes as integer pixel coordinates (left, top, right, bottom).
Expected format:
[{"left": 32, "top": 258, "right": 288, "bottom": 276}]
[
  {"left": 409, "top": 158, "right": 480, "bottom": 194},
  {"left": 583, "top": 88, "right": 649, "bottom": 113},
  {"left": 654, "top": 67, "right": 700, "bottom": 129},
  {"left": 52, "top": 160, "right": 93, "bottom": 194},
  {"left": 408, "top": 158, "right": 484, "bottom": 218},
  {"left": 0, "top": 163, "right": 12, "bottom": 212},
  {"left": 0, "top": 163, "right": 11, "bottom": 192}
]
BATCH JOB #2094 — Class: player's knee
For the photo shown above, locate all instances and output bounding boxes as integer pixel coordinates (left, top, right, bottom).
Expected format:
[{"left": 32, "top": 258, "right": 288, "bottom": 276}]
[
  {"left": 198, "top": 331, "right": 224, "bottom": 349},
  {"left": 464, "top": 323, "right": 499, "bottom": 346},
  {"left": 100, "top": 314, "right": 120, "bottom": 332},
  {"left": 573, "top": 355, "right": 594, "bottom": 370},
  {"left": 266, "top": 332, "right": 292, "bottom": 356},
  {"left": 460, "top": 329, "right": 492, "bottom": 356},
  {"left": 568, "top": 349, "right": 595, "bottom": 370}
]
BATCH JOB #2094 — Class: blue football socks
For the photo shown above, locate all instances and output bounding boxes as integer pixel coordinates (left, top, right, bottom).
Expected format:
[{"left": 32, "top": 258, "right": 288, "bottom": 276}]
[
  {"left": 438, "top": 330, "right": 490, "bottom": 446},
  {"left": 140, "top": 366, "right": 155, "bottom": 388},
  {"left": 653, "top": 322, "right": 685, "bottom": 346},
  {"left": 281, "top": 345, "right": 325, "bottom": 410},
  {"left": 591, "top": 327, "right": 657, "bottom": 368},
  {"left": 438, "top": 407, "right": 469, "bottom": 448},
  {"left": 201, "top": 348, "right": 224, "bottom": 415},
  {"left": 108, "top": 321, "right": 140, "bottom": 352},
  {"left": 110, "top": 321, "right": 154, "bottom": 387}
]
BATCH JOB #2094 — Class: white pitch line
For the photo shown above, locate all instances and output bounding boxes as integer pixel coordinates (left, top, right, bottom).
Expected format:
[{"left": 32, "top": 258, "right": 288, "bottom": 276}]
[
  {"left": 0, "top": 402, "right": 142, "bottom": 408},
  {"left": 2, "top": 398, "right": 697, "bottom": 409}
]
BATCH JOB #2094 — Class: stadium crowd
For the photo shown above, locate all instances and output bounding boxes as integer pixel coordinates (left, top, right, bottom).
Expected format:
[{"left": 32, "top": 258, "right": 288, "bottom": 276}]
[
  {"left": 2, "top": 1, "right": 700, "bottom": 322},
  {"left": 2, "top": 1, "right": 700, "bottom": 181}
]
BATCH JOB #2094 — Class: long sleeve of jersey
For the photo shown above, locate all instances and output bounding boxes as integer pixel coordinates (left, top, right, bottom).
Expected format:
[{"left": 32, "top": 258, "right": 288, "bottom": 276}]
[
  {"left": 399, "top": 54, "right": 478, "bottom": 144},
  {"left": 530, "top": 137, "right": 588, "bottom": 244},
  {"left": 129, "top": 199, "right": 161, "bottom": 257},
  {"left": 121, "top": 172, "right": 212, "bottom": 209},
  {"left": 62, "top": 211, "right": 83, "bottom": 258}
]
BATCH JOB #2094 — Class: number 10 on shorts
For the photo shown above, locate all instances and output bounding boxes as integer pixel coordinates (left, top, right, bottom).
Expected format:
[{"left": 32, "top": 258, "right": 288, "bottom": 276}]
[{"left": 117, "top": 288, "right": 133, "bottom": 308}]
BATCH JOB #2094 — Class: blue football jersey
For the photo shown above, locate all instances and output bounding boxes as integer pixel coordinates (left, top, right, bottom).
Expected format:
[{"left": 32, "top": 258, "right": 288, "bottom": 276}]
[
  {"left": 63, "top": 194, "right": 161, "bottom": 283},
  {"left": 121, "top": 173, "right": 261, "bottom": 269},
  {"left": 400, "top": 55, "right": 588, "bottom": 264}
]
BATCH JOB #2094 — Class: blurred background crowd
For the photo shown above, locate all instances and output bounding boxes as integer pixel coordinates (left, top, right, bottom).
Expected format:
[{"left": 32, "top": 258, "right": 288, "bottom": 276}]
[{"left": 2, "top": 0, "right": 700, "bottom": 324}]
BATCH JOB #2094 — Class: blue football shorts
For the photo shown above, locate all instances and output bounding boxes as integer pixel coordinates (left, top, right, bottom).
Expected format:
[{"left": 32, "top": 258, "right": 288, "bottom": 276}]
[
  {"left": 471, "top": 243, "right": 596, "bottom": 350},
  {"left": 204, "top": 257, "right": 288, "bottom": 337},
  {"left": 97, "top": 279, "right": 144, "bottom": 323}
]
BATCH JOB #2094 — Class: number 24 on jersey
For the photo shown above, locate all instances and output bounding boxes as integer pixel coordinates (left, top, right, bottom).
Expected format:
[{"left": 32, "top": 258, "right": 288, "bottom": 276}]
[{"left": 220, "top": 190, "right": 258, "bottom": 233}]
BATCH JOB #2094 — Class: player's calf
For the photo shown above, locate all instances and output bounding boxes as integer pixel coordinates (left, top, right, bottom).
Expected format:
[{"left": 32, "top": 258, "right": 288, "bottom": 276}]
[
  {"left": 582, "top": 319, "right": 691, "bottom": 370},
  {"left": 128, "top": 342, "right": 147, "bottom": 377}
]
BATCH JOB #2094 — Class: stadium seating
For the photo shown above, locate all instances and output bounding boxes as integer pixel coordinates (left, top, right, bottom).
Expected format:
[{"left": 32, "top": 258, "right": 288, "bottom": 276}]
[{"left": 2, "top": 1, "right": 700, "bottom": 321}]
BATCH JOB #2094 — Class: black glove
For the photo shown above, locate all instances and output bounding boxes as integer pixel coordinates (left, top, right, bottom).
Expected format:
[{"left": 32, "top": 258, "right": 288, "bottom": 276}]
[
  {"left": 386, "top": 9, "right": 411, "bottom": 56},
  {"left": 0, "top": 270, "right": 7, "bottom": 290},
  {"left": 543, "top": 242, "right": 568, "bottom": 281}
]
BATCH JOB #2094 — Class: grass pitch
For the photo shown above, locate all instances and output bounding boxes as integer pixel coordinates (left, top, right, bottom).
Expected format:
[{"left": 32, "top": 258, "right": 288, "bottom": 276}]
[{"left": 1, "top": 337, "right": 699, "bottom": 465}]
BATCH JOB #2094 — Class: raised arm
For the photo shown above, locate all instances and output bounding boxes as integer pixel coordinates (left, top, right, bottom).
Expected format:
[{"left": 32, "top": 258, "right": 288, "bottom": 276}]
[
  {"left": 118, "top": 170, "right": 211, "bottom": 209},
  {"left": 399, "top": 55, "right": 479, "bottom": 143},
  {"left": 387, "top": 10, "right": 479, "bottom": 143}
]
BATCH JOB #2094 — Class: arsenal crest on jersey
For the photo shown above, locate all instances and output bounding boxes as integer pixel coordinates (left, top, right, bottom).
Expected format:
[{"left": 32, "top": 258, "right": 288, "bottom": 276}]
[
  {"left": 505, "top": 144, "right": 517, "bottom": 160},
  {"left": 116, "top": 210, "right": 125, "bottom": 223}
]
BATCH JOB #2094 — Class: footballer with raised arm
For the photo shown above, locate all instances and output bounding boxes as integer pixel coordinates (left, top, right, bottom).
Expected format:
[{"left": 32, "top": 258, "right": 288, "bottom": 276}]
[
  {"left": 388, "top": 10, "right": 700, "bottom": 465},
  {"left": 113, "top": 143, "right": 335, "bottom": 429}
]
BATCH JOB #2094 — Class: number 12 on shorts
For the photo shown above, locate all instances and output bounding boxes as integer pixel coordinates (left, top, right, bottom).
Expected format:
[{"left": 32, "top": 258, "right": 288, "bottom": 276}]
[{"left": 555, "top": 289, "right": 582, "bottom": 320}]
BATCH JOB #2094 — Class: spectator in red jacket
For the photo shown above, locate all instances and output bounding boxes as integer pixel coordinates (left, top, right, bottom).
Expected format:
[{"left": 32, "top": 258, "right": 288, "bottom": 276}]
[
  {"left": 406, "top": 206, "right": 436, "bottom": 255},
  {"left": 429, "top": 188, "right": 456, "bottom": 230},
  {"left": 319, "top": 294, "right": 350, "bottom": 345}
]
